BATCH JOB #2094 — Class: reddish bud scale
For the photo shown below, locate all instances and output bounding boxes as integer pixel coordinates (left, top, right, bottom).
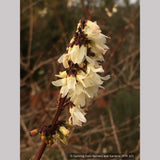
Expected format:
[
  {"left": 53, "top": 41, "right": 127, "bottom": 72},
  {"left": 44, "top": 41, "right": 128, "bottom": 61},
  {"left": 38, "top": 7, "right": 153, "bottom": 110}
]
[{"left": 30, "top": 129, "right": 39, "bottom": 136}]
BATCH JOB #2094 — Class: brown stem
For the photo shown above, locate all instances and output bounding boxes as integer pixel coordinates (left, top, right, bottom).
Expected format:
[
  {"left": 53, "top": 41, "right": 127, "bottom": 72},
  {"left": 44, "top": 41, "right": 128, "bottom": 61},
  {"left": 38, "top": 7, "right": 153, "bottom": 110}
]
[
  {"left": 35, "top": 142, "right": 47, "bottom": 160},
  {"left": 51, "top": 96, "right": 67, "bottom": 128},
  {"left": 35, "top": 95, "right": 67, "bottom": 160}
]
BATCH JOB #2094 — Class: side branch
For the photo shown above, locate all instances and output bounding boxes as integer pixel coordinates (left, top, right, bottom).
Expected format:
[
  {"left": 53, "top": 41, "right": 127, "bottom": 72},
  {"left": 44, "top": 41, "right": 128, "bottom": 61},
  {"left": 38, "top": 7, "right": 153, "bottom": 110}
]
[{"left": 35, "top": 95, "right": 67, "bottom": 160}]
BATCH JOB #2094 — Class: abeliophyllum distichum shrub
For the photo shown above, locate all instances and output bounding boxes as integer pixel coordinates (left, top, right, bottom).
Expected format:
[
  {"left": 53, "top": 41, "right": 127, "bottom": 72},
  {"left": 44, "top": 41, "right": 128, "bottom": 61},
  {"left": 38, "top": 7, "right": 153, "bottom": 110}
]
[
  {"left": 52, "top": 19, "right": 110, "bottom": 127},
  {"left": 30, "top": 19, "right": 110, "bottom": 146}
]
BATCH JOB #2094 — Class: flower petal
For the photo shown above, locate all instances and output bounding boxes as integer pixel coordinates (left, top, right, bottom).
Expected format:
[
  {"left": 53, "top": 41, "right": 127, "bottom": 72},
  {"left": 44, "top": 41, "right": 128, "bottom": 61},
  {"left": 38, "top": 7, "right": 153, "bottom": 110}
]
[
  {"left": 55, "top": 71, "right": 67, "bottom": 78},
  {"left": 67, "top": 76, "right": 76, "bottom": 90},
  {"left": 74, "top": 109, "right": 86, "bottom": 123},
  {"left": 60, "top": 85, "right": 69, "bottom": 97},
  {"left": 70, "top": 45, "right": 80, "bottom": 64},
  {"left": 100, "top": 75, "right": 110, "bottom": 80},
  {"left": 76, "top": 45, "right": 87, "bottom": 64},
  {"left": 52, "top": 78, "right": 66, "bottom": 86}
]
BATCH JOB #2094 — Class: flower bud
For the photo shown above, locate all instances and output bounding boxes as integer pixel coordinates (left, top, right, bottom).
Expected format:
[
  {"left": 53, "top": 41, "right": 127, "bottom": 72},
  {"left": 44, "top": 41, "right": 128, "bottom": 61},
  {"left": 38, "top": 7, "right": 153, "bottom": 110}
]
[
  {"left": 41, "top": 135, "right": 48, "bottom": 143},
  {"left": 64, "top": 121, "right": 73, "bottom": 127},
  {"left": 30, "top": 129, "right": 39, "bottom": 136},
  {"left": 59, "top": 126, "right": 70, "bottom": 136}
]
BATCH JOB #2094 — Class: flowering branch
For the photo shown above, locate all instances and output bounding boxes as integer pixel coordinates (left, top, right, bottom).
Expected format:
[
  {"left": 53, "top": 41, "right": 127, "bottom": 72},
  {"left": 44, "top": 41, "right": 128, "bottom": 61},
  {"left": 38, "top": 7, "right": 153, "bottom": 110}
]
[
  {"left": 52, "top": 19, "right": 110, "bottom": 126},
  {"left": 30, "top": 19, "right": 110, "bottom": 160},
  {"left": 35, "top": 96, "right": 67, "bottom": 160}
]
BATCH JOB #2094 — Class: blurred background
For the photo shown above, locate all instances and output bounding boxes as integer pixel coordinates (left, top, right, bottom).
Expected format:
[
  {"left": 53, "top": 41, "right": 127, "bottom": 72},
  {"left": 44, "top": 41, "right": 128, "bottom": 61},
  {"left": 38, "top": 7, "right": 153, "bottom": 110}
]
[{"left": 20, "top": 0, "right": 140, "bottom": 159}]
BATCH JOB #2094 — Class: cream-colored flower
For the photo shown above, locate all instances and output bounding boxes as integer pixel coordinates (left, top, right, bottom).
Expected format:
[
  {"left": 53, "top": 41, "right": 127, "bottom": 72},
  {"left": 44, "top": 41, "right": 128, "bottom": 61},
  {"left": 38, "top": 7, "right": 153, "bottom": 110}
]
[
  {"left": 58, "top": 45, "right": 87, "bottom": 67},
  {"left": 83, "top": 20, "right": 108, "bottom": 43},
  {"left": 58, "top": 53, "right": 71, "bottom": 68},
  {"left": 81, "top": 20, "right": 109, "bottom": 55},
  {"left": 70, "top": 45, "right": 87, "bottom": 64},
  {"left": 94, "top": 41, "right": 109, "bottom": 55},
  {"left": 83, "top": 21, "right": 101, "bottom": 38},
  {"left": 76, "top": 64, "right": 109, "bottom": 88},
  {"left": 69, "top": 106, "right": 87, "bottom": 126},
  {"left": 55, "top": 71, "right": 67, "bottom": 78},
  {"left": 67, "top": 82, "right": 90, "bottom": 107},
  {"left": 87, "top": 45, "right": 105, "bottom": 63},
  {"left": 77, "top": 71, "right": 103, "bottom": 88},
  {"left": 52, "top": 73, "right": 76, "bottom": 97}
]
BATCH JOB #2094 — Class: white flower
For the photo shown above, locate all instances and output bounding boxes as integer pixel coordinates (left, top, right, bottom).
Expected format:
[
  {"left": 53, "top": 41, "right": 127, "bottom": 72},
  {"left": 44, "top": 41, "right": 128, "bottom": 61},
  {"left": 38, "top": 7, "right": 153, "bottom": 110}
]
[
  {"left": 83, "top": 21, "right": 101, "bottom": 39},
  {"left": 69, "top": 106, "right": 87, "bottom": 126},
  {"left": 58, "top": 45, "right": 87, "bottom": 67},
  {"left": 85, "top": 85, "right": 99, "bottom": 98},
  {"left": 67, "top": 82, "right": 89, "bottom": 107},
  {"left": 58, "top": 53, "right": 71, "bottom": 68},
  {"left": 52, "top": 73, "right": 76, "bottom": 97},
  {"left": 86, "top": 45, "right": 105, "bottom": 63},
  {"left": 76, "top": 64, "right": 109, "bottom": 88},
  {"left": 77, "top": 71, "right": 103, "bottom": 88},
  {"left": 83, "top": 20, "right": 109, "bottom": 55},
  {"left": 70, "top": 45, "right": 87, "bottom": 64},
  {"left": 94, "top": 41, "right": 109, "bottom": 55},
  {"left": 83, "top": 21, "right": 107, "bottom": 42}
]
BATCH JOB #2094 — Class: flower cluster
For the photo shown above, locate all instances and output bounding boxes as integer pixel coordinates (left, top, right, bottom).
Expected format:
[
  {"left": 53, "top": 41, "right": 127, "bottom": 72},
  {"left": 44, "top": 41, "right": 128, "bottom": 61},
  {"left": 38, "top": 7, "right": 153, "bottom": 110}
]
[
  {"left": 52, "top": 19, "right": 110, "bottom": 126},
  {"left": 30, "top": 121, "right": 72, "bottom": 145}
]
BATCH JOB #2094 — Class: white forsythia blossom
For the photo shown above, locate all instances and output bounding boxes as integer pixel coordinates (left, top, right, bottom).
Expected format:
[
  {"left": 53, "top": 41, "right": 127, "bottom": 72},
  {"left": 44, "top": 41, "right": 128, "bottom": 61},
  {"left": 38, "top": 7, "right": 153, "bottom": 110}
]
[
  {"left": 52, "top": 71, "right": 76, "bottom": 98},
  {"left": 69, "top": 105, "right": 87, "bottom": 126},
  {"left": 52, "top": 19, "right": 110, "bottom": 126}
]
